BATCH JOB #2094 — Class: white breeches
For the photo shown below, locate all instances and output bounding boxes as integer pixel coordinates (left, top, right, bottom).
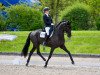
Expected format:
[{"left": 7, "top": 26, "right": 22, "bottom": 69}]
[{"left": 45, "top": 27, "right": 50, "bottom": 35}]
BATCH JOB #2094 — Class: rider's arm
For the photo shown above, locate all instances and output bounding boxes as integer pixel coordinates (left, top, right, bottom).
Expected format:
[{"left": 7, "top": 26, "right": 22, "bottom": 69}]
[
  {"left": 50, "top": 16, "right": 54, "bottom": 25},
  {"left": 43, "top": 15, "right": 51, "bottom": 25},
  {"left": 51, "top": 23, "right": 54, "bottom": 25}
]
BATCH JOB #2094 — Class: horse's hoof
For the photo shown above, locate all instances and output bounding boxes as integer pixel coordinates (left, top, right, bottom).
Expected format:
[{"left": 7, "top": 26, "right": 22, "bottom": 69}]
[
  {"left": 24, "top": 56, "right": 27, "bottom": 58},
  {"left": 72, "top": 61, "right": 75, "bottom": 65},
  {"left": 44, "top": 65, "right": 47, "bottom": 68},
  {"left": 43, "top": 58, "right": 46, "bottom": 61},
  {"left": 26, "top": 64, "right": 28, "bottom": 67}
]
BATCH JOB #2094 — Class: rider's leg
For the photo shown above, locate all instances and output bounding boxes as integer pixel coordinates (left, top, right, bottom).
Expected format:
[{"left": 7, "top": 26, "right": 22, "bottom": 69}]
[
  {"left": 45, "top": 27, "right": 50, "bottom": 36},
  {"left": 45, "top": 26, "right": 54, "bottom": 41},
  {"left": 43, "top": 27, "right": 50, "bottom": 45},
  {"left": 49, "top": 25, "right": 53, "bottom": 36}
]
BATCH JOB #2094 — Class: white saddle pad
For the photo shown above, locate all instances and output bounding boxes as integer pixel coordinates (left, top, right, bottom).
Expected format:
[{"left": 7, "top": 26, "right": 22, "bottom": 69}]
[
  {"left": 40, "top": 32, "right": 46, "bottom": 38},
  {"left": 40, "top": 31, "right": 53, "bottom": 38}
]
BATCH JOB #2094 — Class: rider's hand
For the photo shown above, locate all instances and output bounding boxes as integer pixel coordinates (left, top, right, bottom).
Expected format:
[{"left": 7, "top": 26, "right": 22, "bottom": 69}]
[{"left": 51, "top": 23, "right": 54, "bottom": 25}]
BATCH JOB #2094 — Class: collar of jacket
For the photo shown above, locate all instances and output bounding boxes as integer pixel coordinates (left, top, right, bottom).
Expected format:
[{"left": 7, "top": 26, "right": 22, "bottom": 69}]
[{"left": 45, "top": 13, "right": 49, "bottom": 17}]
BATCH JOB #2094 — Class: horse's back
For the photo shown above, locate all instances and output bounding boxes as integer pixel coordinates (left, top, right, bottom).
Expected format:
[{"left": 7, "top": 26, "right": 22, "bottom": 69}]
[
  {"left": 31, "top": 29, "right": 42, "bottom": 35},
  {"left": 30, "top": 29, "right": 42, "bottom": 40}
]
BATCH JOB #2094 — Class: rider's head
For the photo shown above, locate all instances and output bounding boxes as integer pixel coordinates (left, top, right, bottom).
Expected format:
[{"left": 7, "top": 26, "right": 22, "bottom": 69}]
[{"left": 43, "top": 7, "right": 50, "bottom": 14}]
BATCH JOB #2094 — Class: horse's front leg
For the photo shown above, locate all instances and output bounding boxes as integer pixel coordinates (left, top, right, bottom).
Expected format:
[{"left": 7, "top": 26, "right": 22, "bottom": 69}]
[
  {"left": 60, "top": 45, "right": 75, "bottom": 64},
  {"left": 44, "top": 48, "right": 55, "bottom": 68},
  {"left": 26, "top": 47, "right": 36, "bottom": 66}
]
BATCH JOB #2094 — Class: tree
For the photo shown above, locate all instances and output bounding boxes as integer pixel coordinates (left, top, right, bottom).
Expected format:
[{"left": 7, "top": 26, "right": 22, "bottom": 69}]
[
  {"left": 60, "top": 3, "right": 92, "bottom": 30},
  {"left": 0, "top": 15, "right": 6, "bottom": 31},
  {"left": 78, "top": 0, "right": 100, "bottom": 30},
  {"left": 0, "top": 3, "right": 5, "bottom": 10},
  {"left": 39, "top": 0, "right": 65, "bottom": 24}
]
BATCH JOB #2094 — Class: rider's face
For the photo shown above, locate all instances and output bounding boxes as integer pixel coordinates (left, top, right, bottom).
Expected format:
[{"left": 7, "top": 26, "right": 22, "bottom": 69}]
[{"left": 45, "top": 10, "right": 49, "bottom": 14}]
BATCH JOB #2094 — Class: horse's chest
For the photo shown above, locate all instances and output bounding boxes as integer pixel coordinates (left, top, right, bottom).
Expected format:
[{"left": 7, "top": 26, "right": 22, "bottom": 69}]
[{"left": 50, "top": 37, "right": 64, "bottom": 46}]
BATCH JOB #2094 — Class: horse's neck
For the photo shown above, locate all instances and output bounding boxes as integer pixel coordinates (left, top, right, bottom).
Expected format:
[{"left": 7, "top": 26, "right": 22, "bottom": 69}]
[{"left": 55, "top": 25, "right": 65, "bottom": 40}]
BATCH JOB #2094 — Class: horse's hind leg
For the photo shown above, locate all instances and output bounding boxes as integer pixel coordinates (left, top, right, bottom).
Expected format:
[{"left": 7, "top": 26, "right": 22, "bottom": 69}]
[
  {"left": 44, "top": 48, "right": 55, "bottom": 67},
  {"left": 37, "top": 46, "right": 46, "bottom": 61},
  {"left": 60, "top": 45, "right": 75, "bottom": 64},
  {"left": 26, "top": 47, "right": 36, "bottom": 66}
]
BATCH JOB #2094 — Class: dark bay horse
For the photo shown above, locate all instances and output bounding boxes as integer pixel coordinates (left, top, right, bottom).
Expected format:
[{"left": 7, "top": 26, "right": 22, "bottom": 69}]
[{"left": 21, "top": 21, "right": 75, "bottom": 67}]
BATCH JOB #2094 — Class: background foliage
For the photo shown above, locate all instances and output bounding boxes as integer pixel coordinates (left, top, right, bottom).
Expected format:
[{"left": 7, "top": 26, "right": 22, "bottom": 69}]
[
  {"left": 0, "top": 14, "right": 6, "bottom": 30},
  {"left": 5, "top": 4, "right": 43, "bottom": 31},
  {"left": 0, "top": 0, "right": 100, "bottom": 30},
  {"left": 60, "top": 3, "right": 93, "bottom": 30},
  {"left": 40, "top": 0, "right": 100, "bottom": 30}
]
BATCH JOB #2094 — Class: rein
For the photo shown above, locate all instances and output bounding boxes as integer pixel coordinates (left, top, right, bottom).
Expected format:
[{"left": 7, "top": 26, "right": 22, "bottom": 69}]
[{"left": 55, "top": 21, "right": 66, "bottom": 28}]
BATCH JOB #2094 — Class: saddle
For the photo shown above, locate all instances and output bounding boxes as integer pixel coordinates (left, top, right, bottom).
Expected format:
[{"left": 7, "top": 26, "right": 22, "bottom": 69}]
[{"left": 40, "top": 26, "right": 54, "bottom": 38}]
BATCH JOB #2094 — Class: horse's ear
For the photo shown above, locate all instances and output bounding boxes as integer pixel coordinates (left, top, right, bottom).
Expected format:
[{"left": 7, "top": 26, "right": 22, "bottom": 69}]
[
  {"left": 67, "top": 21, "right": 71, "bottom": 25},
  {"left": 62, "top": 19, "right": 66, "bottom": 22}
]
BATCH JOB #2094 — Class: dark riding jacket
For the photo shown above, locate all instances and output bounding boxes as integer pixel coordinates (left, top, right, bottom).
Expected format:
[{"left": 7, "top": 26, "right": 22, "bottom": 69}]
[{"left": 43, "top": 14, "right": 53, "bottom": 27}]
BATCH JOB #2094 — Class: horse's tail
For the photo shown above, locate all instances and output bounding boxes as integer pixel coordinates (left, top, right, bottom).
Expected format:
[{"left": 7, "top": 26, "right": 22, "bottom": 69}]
[{"left": 21, "top": 32, "right": 31, "bottom": 57}]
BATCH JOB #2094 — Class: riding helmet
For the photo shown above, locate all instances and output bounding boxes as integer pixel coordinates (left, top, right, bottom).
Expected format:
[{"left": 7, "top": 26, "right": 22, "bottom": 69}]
[{"left": 43, "top": 7, "right": 50, "bottom": 12}]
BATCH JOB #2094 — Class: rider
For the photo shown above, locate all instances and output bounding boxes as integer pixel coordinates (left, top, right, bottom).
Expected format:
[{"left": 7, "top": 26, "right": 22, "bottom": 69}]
[{"left": 43, "top": 7, "right": 54, "bottom": 45}]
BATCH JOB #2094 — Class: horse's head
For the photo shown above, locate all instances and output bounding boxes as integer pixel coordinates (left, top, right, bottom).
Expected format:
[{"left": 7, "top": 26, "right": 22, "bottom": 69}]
[{"left": 62, "top": 20, "right": 72, "bottom": 38}]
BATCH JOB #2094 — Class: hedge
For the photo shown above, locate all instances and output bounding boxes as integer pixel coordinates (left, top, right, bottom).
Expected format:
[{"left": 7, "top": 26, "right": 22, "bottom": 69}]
[
  {"left": 60, "top": 2, "right": 93, "bottom": 30},
  {"left": 5, "top": 4, "right": 43, "bottom": 31},
  {"left": 96, "top": 17, "right": 100, "bottom": 30},
  {"left": 0, "top": 14, "right": 6, "bottom": 31}
]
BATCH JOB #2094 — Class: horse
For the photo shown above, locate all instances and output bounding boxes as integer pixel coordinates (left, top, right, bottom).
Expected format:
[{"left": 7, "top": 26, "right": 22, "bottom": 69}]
[{"left": 21, "top": 20, "right": 75, "bottom": 67}]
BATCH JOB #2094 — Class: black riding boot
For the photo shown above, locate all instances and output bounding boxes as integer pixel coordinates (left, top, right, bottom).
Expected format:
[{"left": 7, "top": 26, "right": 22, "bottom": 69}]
[{"left": 43, "top": 35, "right": 49, "bottom": 46}]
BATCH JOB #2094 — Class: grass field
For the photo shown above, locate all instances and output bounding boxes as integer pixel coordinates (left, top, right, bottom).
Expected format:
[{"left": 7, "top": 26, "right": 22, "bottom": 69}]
[{"left": 0, "top": 31, "right": 100, "bottom": 54}]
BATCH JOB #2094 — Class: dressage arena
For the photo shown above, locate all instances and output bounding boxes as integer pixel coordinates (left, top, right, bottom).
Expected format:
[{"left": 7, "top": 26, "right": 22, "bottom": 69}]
[{"left": 0, "top": 55, "right": 100, "bottom": 75}]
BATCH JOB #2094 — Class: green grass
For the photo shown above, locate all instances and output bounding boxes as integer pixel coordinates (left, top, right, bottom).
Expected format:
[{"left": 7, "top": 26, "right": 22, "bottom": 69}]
[{"left": 0, "top": 31, "right": 100, "bottom": 54}]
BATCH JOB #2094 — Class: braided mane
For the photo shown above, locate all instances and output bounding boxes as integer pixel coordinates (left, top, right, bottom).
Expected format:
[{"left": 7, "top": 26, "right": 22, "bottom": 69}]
[{"left": 55, "top": 20, "right": 67, "bottom": 28}]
